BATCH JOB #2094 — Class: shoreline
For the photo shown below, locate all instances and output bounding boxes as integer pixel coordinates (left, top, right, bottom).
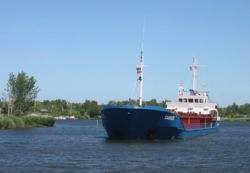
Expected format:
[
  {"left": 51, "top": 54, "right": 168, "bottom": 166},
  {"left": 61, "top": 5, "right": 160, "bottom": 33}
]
[{"left": 221, "top": 117, "right": 250, "bottom": 122}]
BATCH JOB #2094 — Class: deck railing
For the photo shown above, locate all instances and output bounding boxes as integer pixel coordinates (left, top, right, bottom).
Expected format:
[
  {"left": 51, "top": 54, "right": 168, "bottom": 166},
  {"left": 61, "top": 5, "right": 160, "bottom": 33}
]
[{"left": 185, "top": 122, "right": 216, "bottom": 130}]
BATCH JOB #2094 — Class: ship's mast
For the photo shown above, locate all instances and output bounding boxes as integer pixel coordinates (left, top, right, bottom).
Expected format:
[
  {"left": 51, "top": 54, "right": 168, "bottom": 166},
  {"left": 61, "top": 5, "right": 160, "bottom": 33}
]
[
  {"left": 136, "top": 19, "right": 145, "bottom": 106},
  {"left": 190, "top": 57, "right": 198, "bottom": 91},
  {"left": 137, "top": 51, "right": 144, "bottom": 106}
]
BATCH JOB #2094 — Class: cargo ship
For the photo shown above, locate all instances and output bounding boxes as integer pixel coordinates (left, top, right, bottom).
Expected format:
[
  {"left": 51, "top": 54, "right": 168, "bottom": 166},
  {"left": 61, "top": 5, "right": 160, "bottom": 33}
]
[{"left": 102, "top": 50, "right": 220, "bottom": 139}]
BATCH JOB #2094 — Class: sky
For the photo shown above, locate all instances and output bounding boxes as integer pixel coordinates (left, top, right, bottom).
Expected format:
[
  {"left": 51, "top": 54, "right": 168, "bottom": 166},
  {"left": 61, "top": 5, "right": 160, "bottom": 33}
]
[{"left": 0, "top": 0, "right": 250, "bottom": 106}]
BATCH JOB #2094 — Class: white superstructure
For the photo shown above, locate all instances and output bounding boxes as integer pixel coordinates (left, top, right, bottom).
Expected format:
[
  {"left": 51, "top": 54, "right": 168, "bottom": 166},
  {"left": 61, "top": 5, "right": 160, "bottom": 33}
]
[
  {"left": 167, "top": 89, "right": 218, "bottom": 115},
  {"left": 166, "top": 58, "right": 220, "bottom": 121}
]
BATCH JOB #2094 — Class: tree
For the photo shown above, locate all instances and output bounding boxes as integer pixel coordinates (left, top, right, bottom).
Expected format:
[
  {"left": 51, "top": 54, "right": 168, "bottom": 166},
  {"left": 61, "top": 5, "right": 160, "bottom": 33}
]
[
  {"left": 82, "top": 100, "right": 101, "bottom": 118},
  {"left": 6, "top": 72, "right": 39, "bottom": 116},
  {"left": 145, "top": 99, "right": 158, "bottom": 106}
]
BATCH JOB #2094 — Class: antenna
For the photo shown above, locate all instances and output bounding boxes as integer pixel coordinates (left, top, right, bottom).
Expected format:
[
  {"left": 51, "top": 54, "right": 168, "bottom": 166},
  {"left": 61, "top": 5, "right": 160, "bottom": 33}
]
[
  {"left": 141, "top": 17, "right": 146, "bottom": 53},
  {"left": 189, "top": 57, "right": 198, "bottom": 91},
  {"left": 137, "top": 18, "right": 146, "bottom": 106}
]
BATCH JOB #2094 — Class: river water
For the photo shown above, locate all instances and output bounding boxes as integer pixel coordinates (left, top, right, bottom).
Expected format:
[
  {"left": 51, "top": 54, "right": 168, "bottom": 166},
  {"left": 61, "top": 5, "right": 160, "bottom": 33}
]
[{"left": 0, "top": 120, "right": 250, "bottom": 173}]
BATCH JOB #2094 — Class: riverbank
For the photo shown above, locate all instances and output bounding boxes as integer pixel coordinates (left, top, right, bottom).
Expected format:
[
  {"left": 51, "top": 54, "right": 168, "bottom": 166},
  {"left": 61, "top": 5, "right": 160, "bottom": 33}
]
[
  {"left": 0, "top": 115, "right": 55, "bottom": 129},
  {"left": 222, "top": 117, "right": 250, "bottom": 121}
]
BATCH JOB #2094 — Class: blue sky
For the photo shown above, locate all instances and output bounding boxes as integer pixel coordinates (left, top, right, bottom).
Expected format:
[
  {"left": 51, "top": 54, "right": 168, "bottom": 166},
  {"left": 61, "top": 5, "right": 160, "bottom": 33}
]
[{"left": 0, "top": 0, "right": 249, "bottom": 106}]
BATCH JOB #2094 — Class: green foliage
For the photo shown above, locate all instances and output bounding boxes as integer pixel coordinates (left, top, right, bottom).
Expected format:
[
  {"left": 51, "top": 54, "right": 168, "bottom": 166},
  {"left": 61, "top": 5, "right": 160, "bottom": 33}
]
[
  {"left": 12, "top": 116, "right": 25, "bottom": 128},
  {"left": 0, "top": 101, "right": 8, "bottom": 114},
  {"left": 0, "top": 116, "right": 55, "bottom": 129},
  {"left": 0, "top": 117, "right": 16, "bottom": 129},
  {"left": 28, "top": 99, "right": 102, "bottom": 119},
  {"left": 6, "top": 72, "right": 39, "bottom": 116},
  {"left": 108, "top": 98, "right": 138, "bottom": 105},
  {"left": 218, "top": 102, "right": 250, "bottom": 118},
  {"left": 22, "top": 116, "right": 55, "bottom": 127},
  {"left": 82, "top": 100, "right": 101, "bottom": 118},
  {"left": 108, "top": 98, "right": 170, "bottom": 107}
]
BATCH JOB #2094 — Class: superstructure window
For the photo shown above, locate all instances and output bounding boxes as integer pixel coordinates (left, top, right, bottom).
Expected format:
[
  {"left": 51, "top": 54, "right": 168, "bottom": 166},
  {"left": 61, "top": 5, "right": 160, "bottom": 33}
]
[
  {"left": 178, "top": 98, "right": 183, "bottom": 102},
  {"left": 188, "top": 99, "right": 193, "bottom": 103}
]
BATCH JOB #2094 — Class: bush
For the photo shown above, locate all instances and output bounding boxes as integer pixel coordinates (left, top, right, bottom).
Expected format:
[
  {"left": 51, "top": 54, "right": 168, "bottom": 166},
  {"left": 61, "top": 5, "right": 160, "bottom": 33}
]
[
  {"left": 23, "top": 116, "right": 37, "bottom": 127},
  {"left": 12, "top": 117, "right": 25, "bottom": 128},
  {"left": 0, "top": 117, "right": 16, "bottom": 129},
  {"left": 0, "top": 115, "right": 55, "bottom": 129},
  {"left": 23, "top": 116, "right": 55, "bottom": 127}
]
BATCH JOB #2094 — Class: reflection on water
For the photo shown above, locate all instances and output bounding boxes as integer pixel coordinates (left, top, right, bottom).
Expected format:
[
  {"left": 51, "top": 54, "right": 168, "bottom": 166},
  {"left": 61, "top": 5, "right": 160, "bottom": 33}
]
[{"left": 0, "top": 120, "right": 250, "bottom": 173}]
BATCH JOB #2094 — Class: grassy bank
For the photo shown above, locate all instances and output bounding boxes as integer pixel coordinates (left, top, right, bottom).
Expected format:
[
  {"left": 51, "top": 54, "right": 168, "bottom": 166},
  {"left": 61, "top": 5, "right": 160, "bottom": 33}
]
[
  {"left": 222, "top": 117, "right": 250, "bottom": 121},
  {"left": 0, "top": 115, "right": 55, "bottom": 129}
]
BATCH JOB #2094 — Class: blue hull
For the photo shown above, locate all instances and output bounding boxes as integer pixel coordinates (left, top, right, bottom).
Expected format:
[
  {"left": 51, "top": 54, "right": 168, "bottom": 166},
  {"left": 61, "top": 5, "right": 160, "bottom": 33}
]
[{"left": 101, "top": 105, "right": 219, "bottom": 140}]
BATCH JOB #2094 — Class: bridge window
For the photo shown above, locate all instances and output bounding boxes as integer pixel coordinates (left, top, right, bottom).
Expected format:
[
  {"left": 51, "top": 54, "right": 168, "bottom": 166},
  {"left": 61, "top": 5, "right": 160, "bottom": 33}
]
[
  {"left": 178, "top": 98, "right": 183, "bottom": 102},
  {"left": 195, "top": 99, "right": 198, "bottom": 103},
  {"left": 188, "top": 99, "right": 193, "bottom": 103},
  {"left": 183, "top": 98, "right": 187, "bottom": 103},
  {"left": 200, "top": 99, "right": 204, "bottom": 103}
]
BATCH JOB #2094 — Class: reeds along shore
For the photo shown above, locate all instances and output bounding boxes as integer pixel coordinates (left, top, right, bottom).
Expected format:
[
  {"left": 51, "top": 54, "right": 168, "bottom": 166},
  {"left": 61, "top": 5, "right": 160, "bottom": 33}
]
[{"left": 0, "top": 115, "right": 55, "bottom": 129}]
